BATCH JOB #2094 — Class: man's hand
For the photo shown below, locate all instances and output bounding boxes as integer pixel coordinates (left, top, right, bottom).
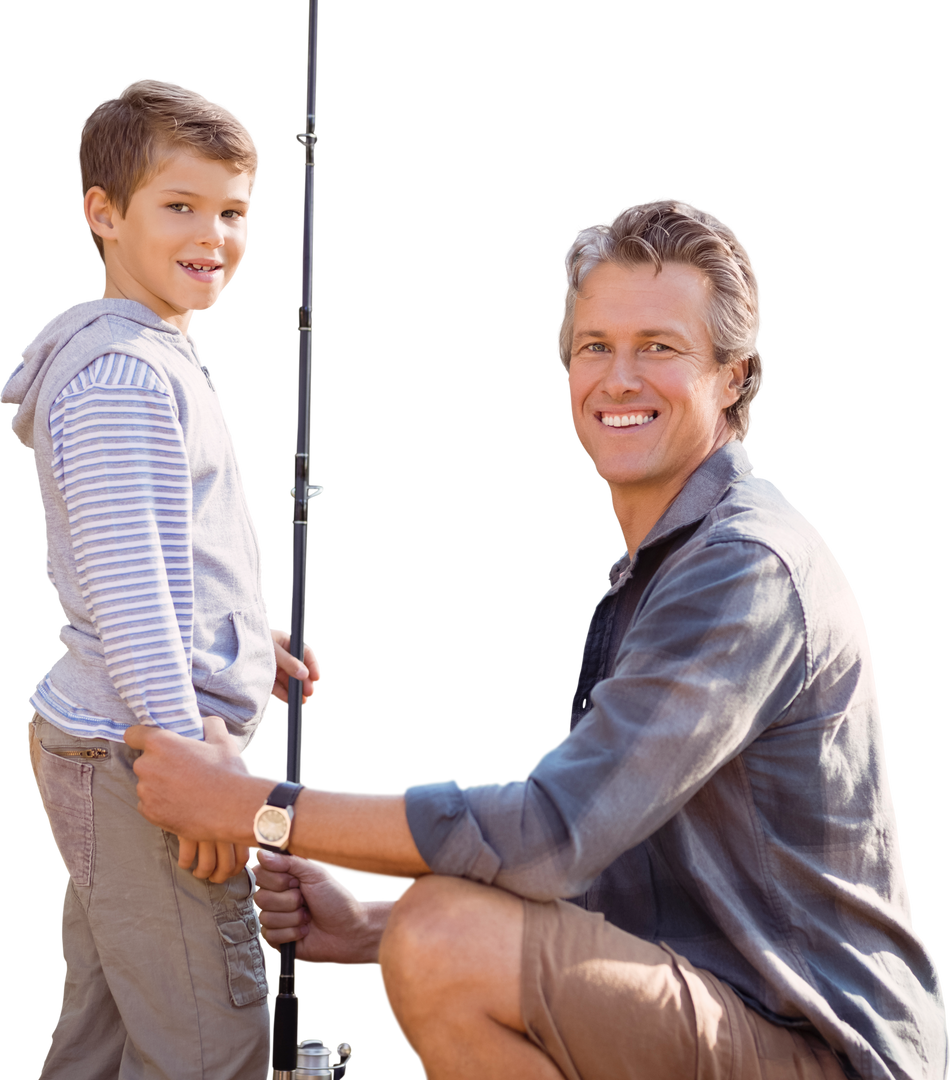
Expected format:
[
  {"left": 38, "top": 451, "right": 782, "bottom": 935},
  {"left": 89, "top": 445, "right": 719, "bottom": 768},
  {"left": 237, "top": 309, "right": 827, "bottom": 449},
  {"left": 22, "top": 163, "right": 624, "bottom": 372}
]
[
  {"left": 253, "top": 850, "right": 393, "bottom": 964},
  {"left": 125, "top": 717, "right": 267, "bottom": 844},
  {"left": 271, "top": 629, "right": 319, "bottom": 704},
  {"left": 178, "top": 837, "right": 251, "bottom": 884}
]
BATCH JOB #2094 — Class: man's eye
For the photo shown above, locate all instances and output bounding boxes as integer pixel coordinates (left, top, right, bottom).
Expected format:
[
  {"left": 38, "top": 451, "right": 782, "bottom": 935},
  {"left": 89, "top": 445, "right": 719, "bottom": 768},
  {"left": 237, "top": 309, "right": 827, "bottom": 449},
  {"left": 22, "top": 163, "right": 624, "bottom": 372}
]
[
  {"left": 645, "top": 343, "right": 672, "bottom": 353},
  {"left": 587, "top": 343, "right": 607, "bottom": 353}
]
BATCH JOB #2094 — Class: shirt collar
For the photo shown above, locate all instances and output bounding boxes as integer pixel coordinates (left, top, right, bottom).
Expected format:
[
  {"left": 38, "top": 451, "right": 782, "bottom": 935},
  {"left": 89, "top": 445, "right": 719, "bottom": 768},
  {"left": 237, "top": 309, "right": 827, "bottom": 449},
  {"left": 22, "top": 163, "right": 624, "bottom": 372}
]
[{"left": 608, "top": 441, "right": 753, "bottom": 585}]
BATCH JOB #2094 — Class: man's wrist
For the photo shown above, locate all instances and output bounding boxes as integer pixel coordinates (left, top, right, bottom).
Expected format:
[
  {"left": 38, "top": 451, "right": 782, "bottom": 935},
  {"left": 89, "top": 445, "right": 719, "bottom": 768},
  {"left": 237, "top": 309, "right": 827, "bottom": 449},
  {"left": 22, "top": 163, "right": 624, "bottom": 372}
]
[
  {"left": 254, "top": 782, "right": 304, "bottom": 851},
  {"left": 224, "top": 775, "right": 275, "bottom": 847}
]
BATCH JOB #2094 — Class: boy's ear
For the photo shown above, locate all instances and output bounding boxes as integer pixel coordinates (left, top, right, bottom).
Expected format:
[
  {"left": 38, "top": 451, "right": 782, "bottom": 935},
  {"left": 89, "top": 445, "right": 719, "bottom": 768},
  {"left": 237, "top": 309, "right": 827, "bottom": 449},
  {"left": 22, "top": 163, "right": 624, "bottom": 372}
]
[{"left": 84, "top": 187, "right": 118, "bottom": 243}]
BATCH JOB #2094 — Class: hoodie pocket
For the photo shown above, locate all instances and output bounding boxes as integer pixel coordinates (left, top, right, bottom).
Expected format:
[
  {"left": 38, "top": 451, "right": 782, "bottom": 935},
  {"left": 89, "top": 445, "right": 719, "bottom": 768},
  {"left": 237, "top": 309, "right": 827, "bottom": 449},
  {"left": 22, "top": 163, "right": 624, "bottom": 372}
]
[{"left": 193, "top": 607, "right": 275, "bottom": 727}]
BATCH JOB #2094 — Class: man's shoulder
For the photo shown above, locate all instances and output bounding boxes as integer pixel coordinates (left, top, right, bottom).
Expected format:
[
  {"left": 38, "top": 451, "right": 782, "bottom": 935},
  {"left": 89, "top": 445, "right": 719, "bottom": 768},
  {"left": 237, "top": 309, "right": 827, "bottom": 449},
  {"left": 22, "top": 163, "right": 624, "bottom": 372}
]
[
  {"left": 703, "top": 472, "right": 826, "bottom": 573},
  {"left": 696, "top": 473, "right": 859, "bottom": 634}
]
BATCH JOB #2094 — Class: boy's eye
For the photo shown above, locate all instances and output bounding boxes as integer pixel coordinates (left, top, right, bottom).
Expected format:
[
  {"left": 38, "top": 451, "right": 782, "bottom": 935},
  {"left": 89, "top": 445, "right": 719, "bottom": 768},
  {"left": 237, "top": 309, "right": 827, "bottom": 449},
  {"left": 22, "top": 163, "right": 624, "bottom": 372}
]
[
  {"left": 221, "top": 209, "right": 243, "bottom": 219},
  {"left": 168, "top": 203, "right": 190, "bottom": 213},
  {"left": 166, "top": 203, "right": 242, "bottom": 218}
]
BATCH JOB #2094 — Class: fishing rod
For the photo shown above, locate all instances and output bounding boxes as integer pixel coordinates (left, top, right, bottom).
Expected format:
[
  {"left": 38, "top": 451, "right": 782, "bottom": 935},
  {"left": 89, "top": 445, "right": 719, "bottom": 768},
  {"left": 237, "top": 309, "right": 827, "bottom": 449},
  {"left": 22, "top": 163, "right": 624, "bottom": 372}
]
[{"left": 272, "top": 1, "right": 350, "bottom": 1077}]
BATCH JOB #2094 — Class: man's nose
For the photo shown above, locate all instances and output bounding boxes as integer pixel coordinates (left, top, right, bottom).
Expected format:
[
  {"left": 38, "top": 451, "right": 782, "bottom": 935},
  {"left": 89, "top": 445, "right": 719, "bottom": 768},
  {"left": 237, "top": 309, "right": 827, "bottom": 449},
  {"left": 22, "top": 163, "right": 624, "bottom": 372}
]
[{"left": 602, "top": 350, "right": 643, "bottom": 399}]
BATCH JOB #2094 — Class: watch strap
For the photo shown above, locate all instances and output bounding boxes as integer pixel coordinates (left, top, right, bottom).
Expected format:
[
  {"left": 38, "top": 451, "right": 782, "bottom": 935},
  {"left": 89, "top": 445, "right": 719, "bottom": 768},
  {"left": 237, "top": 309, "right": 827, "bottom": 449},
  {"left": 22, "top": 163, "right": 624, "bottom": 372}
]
[{"left": 266, "top": 782, "right": 304, "bottom": 809}]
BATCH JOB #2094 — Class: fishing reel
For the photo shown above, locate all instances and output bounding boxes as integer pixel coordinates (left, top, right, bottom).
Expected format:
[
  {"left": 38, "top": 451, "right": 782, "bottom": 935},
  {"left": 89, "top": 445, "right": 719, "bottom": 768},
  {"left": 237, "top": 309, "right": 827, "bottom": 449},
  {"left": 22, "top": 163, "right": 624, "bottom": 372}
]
[{"left": 274, "top": 1038, "right": 351, "bottom": 1080}]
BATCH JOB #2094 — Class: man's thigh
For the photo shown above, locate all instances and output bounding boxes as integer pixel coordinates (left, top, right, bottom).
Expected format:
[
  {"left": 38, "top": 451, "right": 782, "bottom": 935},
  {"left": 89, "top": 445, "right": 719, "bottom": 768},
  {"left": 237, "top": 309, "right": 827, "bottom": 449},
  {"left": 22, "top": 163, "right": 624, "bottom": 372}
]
[{"left": 520, "top": 897, "right": 847, "bottom": 1080}]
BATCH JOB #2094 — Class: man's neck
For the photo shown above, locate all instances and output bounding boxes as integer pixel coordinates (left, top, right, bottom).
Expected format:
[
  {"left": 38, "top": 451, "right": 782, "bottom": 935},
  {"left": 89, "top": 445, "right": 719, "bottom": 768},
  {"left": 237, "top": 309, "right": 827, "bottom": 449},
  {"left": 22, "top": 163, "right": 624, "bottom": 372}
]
[{"left": 610, "top": 484, "right": 680, "bottom": 559}]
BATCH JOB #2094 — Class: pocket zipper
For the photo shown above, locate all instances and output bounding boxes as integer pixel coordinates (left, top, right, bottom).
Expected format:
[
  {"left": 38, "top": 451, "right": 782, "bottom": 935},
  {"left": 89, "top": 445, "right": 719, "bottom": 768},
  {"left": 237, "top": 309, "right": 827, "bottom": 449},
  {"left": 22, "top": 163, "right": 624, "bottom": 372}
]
[{"left": 45, "top": 746, "right": 109, "bottom": 760}]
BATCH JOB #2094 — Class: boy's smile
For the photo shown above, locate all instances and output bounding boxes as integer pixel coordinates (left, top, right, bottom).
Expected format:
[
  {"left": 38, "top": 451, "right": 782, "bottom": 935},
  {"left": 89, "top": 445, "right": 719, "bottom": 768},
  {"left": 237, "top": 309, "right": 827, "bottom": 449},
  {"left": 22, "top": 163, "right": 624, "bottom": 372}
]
[{"left": 86, "top": 150, "right": 251, "bottom": 331}]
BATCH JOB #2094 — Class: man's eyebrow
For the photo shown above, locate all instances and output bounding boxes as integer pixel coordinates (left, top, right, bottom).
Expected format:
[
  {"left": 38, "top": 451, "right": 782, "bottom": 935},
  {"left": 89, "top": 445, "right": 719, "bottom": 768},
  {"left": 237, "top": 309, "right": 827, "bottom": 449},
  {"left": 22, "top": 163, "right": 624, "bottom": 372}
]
[
  {"left": 573, "top": 327, "right": 689, "bottom": 341},
  {"left": 160, "top": 188, "right": 250, "bottom": 208}
]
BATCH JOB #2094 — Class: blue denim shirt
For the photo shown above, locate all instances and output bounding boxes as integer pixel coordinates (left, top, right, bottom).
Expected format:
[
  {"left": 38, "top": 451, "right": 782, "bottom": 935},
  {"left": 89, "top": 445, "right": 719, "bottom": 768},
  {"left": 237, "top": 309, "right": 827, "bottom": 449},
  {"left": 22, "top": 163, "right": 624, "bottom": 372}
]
[{"left": 406, "top": 442, "right": 947, "bottom": 1080}]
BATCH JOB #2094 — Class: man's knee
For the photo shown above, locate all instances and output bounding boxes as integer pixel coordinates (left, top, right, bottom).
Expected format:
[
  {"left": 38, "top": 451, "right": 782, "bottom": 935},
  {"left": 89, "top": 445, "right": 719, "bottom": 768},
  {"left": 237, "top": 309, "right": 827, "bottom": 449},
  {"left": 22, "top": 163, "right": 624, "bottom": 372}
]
[
  {"left": 379, "top": 875, "right": 524, "bottom": 1027},
  {"left": 380, "top": 876, "right": 471, "bottom": 1026},
  {"left": 381, "top": 876, "right": 480, "bottom": 991}
]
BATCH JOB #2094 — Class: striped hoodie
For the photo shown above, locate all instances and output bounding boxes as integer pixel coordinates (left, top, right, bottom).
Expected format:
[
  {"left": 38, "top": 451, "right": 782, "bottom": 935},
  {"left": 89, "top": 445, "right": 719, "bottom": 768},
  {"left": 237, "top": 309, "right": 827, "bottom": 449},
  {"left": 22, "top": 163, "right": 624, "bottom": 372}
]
[{"left": 3, "top": 300, "right": 274, "bottom": 743}]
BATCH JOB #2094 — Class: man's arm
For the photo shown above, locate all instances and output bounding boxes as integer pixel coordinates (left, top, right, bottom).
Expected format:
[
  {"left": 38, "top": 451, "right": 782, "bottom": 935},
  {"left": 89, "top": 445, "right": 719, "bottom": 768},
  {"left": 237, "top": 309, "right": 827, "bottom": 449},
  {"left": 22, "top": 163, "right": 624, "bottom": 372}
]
[{"left": 125, "top": 718, "right": 430, "bottom": 878}]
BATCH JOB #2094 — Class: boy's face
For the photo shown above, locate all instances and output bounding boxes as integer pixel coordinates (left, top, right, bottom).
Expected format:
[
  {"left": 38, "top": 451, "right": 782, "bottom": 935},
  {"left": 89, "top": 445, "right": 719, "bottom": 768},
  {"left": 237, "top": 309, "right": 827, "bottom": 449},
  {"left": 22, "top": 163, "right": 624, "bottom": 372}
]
[{"left": 90, "top": 150, "right": 251, "bottom": 329}]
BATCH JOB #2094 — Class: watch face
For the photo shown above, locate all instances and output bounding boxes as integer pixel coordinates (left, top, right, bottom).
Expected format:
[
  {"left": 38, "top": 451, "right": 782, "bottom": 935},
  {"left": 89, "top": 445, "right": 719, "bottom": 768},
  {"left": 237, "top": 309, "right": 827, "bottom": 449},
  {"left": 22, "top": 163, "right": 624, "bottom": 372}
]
[{"left": 256, "top": 808, "right": 288, "bottom": 843}]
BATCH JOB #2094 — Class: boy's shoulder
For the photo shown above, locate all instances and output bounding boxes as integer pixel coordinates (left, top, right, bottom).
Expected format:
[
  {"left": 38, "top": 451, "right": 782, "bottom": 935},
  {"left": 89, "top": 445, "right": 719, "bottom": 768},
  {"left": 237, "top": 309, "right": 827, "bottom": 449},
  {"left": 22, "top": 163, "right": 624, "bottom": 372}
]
[
  {"left": 3, "top": 300, "right": 195, "bottom": 449},
  {"left": 27, "top": 299, "right": 182, "bottom": 364}
]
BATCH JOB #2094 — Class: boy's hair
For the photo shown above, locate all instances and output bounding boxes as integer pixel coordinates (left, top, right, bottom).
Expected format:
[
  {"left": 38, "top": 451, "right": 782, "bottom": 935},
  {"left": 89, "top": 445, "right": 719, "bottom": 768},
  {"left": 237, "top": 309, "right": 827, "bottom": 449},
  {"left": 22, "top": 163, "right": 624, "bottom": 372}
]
[
  {"left": 559, "top": 201, "right": 761, "bottom": 440},
  {"left": 80, "top": 80, "right": 258, "bottom": 260}
]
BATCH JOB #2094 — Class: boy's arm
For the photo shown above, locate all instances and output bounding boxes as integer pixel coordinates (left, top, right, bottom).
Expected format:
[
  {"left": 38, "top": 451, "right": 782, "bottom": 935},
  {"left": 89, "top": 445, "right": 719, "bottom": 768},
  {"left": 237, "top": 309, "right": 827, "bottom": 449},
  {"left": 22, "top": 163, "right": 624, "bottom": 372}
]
[
  {"left": 51, "top": 354, "right": 203, "bottom": 736},
  {"left": 53, "top": 355, "right": 241, "bottom": 881}
]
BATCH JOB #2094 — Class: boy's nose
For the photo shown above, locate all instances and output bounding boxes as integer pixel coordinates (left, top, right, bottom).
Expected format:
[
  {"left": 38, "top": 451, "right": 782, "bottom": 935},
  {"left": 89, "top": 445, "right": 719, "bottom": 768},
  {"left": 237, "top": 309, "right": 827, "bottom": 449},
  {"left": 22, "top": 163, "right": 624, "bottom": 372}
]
[{"left": 196, "top": 216, "right": 226, "bottom": 247}]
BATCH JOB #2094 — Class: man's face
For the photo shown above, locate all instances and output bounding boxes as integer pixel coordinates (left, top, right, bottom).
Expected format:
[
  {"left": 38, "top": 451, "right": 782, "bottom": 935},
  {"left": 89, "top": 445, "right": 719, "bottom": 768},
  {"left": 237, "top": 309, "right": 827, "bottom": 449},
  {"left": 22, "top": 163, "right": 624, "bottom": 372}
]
[
  {"left": 97, "top": 150, "right": 251, "bottom": 325},
  {"left": 569, "top": 260, "right": 742, "bottom": 503}
]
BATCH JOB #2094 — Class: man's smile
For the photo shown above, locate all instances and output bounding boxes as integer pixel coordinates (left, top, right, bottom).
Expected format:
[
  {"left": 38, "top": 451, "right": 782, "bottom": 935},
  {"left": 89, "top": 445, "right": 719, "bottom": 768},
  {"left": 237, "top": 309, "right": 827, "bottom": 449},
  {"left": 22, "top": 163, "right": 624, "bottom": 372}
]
[{"left": 598, "top": 411, "right": 658, "bottom": 428}]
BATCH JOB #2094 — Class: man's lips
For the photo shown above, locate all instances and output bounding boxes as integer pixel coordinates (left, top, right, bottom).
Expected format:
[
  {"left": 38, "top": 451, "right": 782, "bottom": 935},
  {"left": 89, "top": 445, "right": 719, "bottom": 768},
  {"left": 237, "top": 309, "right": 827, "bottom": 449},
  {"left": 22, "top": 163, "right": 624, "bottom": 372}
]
[{"left": 598, "top": 410, "right": 658, "bottom": 428}]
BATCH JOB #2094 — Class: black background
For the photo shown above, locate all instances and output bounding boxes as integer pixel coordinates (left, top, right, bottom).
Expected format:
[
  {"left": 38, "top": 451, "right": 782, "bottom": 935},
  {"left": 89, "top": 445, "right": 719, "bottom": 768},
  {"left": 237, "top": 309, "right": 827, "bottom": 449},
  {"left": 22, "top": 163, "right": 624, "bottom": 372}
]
[{"left": 7, "top": 6, "right": 937, "bottom": 1071}]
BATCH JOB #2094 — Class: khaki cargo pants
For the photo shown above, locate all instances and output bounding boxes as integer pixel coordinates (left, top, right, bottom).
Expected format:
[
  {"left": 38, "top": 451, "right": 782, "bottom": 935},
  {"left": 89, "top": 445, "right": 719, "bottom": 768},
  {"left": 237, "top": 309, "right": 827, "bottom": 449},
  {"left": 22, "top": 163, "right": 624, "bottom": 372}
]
[{"left": 30, "top": 715, "right": 269, "bottom": 1080}]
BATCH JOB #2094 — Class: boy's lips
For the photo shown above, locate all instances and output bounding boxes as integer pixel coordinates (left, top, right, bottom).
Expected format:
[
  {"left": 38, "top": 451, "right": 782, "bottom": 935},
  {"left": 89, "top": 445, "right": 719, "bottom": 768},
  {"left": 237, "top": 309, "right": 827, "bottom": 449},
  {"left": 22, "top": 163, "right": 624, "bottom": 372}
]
[{"left": 178, "top": 260, "right": 223, "bottom": 281}]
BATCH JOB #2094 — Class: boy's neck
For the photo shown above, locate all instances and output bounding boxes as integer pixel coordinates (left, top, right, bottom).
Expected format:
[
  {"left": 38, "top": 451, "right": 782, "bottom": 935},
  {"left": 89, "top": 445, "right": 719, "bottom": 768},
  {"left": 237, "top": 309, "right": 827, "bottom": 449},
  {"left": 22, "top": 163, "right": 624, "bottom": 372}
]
[{"left": 102, "top": 274, "right": 193, "bottom": 334}]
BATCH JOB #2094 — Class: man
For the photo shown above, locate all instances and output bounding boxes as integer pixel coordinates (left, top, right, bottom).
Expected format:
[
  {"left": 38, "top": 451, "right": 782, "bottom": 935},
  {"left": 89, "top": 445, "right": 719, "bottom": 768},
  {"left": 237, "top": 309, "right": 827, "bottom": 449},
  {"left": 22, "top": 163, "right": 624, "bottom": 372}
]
[{"left": 127, "top": 202, "right": 947, "bottom": 1080}]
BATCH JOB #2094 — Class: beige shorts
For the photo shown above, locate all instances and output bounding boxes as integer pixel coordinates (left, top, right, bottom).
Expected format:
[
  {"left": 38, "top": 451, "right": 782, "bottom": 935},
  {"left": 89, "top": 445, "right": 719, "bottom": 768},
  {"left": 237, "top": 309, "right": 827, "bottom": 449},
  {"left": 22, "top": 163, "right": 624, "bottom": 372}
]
[{"left": 521, "top": 897, "right": 849, "bottom": 1080}]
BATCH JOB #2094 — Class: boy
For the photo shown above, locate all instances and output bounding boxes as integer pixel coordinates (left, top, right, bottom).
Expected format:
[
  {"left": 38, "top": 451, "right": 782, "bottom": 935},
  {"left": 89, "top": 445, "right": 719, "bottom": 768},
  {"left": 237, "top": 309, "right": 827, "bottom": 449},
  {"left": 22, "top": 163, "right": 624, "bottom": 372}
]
[{"left": 2, "top": 81, "right": 313, "bottom": 1078}]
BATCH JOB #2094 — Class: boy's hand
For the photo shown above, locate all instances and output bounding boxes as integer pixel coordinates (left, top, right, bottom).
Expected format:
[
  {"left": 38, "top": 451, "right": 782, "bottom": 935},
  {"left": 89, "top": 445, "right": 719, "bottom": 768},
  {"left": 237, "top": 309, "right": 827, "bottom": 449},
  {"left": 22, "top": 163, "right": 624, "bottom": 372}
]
[
  {"left": 271, "top": 629, "right": 319, "bottom": 703},
  {"left": 178, "top": 837, "right": 251, "bottom": 884}
]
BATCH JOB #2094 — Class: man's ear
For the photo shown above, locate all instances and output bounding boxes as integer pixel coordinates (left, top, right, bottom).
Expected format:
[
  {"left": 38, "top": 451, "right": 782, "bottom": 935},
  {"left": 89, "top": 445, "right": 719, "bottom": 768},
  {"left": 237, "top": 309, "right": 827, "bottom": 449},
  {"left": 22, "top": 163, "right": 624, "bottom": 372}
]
[
  {"left": 724, "top": 357, "right": 749, "bottom": 406},
  {"left": 84, "top": 187, "right": 118, "bottom": 243}
]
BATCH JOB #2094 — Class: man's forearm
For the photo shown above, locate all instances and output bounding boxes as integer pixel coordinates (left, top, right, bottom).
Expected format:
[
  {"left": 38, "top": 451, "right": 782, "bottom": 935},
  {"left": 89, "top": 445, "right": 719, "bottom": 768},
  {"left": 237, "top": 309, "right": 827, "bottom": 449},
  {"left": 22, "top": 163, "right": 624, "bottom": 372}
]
[{"left": 207, "top": 774, "right": 428, "bottom": 876}]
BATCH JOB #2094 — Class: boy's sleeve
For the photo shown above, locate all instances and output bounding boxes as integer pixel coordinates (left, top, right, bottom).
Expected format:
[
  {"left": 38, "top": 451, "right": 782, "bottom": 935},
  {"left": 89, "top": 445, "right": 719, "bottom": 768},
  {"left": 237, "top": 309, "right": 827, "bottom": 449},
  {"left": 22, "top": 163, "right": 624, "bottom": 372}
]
[{"left": 50, "top": 353, "right": 204, "bottom": 737}]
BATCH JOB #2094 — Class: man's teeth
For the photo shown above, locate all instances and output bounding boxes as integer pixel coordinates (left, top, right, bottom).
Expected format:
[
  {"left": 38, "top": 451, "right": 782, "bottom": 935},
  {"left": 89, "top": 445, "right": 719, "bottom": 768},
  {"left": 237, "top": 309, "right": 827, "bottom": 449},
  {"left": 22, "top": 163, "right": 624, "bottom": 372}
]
[{"left": 600, "top": 413, "right": 656, "bottom": 427}]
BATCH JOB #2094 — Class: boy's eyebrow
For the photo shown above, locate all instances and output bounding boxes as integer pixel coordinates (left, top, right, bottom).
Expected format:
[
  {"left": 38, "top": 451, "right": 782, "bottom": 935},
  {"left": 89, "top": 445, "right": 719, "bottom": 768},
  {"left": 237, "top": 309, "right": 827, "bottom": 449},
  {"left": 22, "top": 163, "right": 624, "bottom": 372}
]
[{"left": 160, "top": 187, "right": 250, "bottom": 209}]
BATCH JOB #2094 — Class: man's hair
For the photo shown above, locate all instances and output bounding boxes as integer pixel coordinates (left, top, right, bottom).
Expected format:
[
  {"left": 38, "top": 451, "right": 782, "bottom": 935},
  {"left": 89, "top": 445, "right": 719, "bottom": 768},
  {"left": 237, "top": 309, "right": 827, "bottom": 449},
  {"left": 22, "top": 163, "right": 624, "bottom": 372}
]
[
  {"left": 80, "top": 80, "right": 258, "bottom": 260},
  {"left": 559, "top": 201, "right": 761, "bottom": 439}
]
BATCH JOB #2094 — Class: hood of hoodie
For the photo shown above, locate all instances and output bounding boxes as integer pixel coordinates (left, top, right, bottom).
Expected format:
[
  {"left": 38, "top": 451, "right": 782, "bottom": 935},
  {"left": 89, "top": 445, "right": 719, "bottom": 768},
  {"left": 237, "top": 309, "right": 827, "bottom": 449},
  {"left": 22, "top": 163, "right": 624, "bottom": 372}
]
[{"left": 2, "top": 299, "right": 193, "bottom": 448}]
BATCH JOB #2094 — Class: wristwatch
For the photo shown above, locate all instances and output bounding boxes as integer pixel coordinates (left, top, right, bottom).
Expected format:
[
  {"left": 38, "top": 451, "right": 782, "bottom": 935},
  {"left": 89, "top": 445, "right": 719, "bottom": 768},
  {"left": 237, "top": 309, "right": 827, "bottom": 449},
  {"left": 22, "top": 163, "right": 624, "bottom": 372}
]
[{"left": 253, "top": 782, "right": 304, "bottom": 852}]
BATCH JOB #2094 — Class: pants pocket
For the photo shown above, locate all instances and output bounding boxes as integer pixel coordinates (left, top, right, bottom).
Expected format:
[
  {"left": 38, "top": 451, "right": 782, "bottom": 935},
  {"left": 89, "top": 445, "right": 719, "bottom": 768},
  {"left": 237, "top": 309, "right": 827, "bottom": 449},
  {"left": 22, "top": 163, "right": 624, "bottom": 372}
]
[
  {"left": 29, "top": 723, "right": 99, "bottom": 887},
  {"left": 210, "top": 869, "right": 269, "bottom": 1007}
]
